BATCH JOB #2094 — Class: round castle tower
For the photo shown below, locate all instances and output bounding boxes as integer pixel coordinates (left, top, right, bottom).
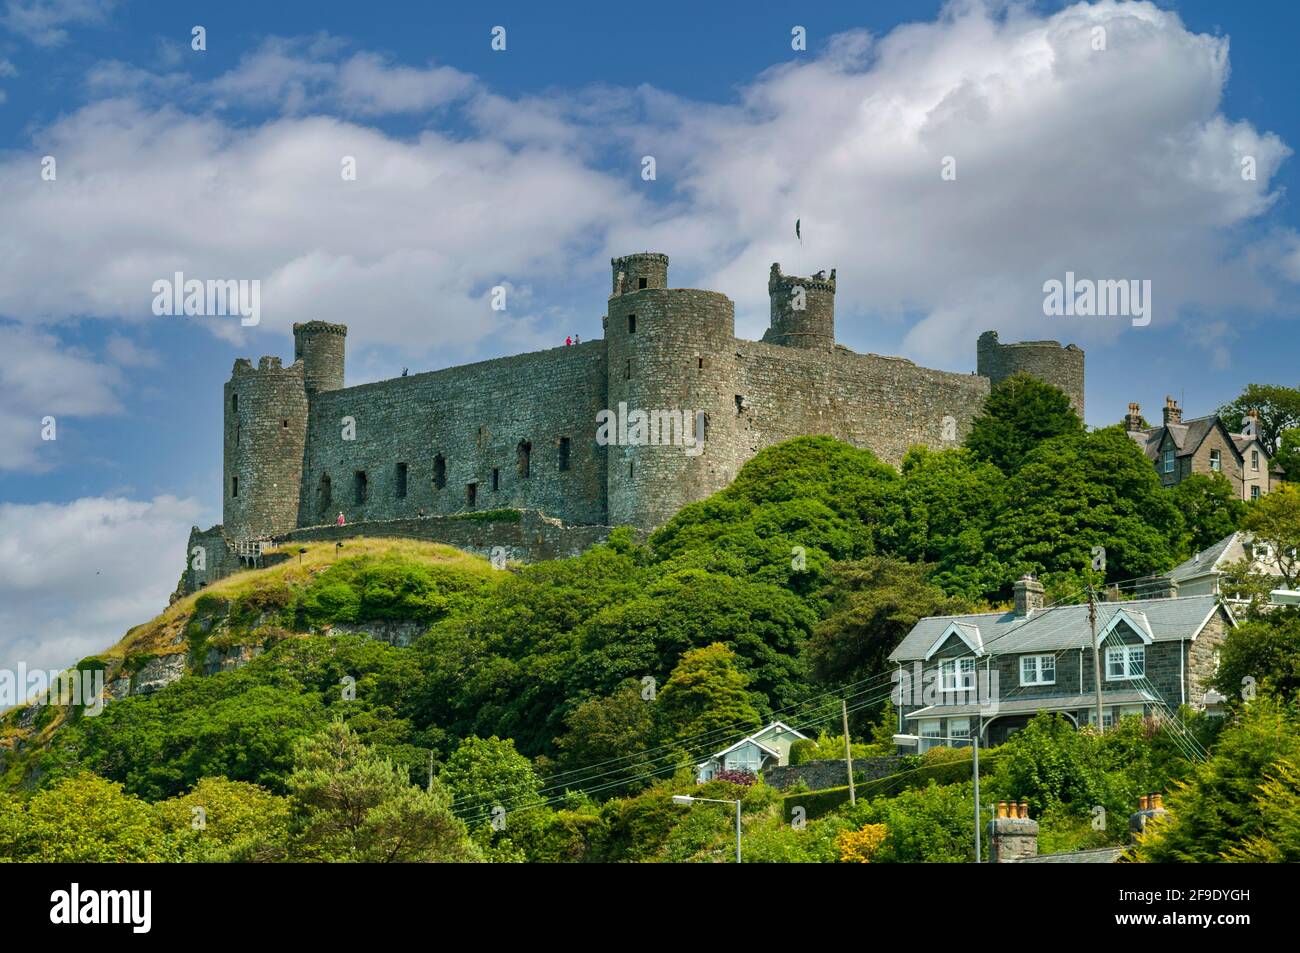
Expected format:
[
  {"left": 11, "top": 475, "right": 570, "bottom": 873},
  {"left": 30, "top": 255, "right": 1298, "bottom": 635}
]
[
  {"left": 223, "top": 357, "right": 310, "bottom": 540},
  {"left": 605, "top": 253, "right": 740, "bottom": 528},
  {"left": 293, "top": 320, "right": 347, "bottom": 396},
  {"left": 762, "top": 263, "right": 836, "bottom": 349},
  {"left": 976, "top": 330, "right": 1086, "bottom": 419}
]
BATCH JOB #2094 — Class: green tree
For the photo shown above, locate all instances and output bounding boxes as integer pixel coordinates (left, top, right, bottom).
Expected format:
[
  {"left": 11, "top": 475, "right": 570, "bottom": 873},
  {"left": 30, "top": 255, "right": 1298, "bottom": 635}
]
[
  {"left": 1241, "top": 482, "right": 1300, "bottom": 587},
  {"left": 17, "top": 773, "right": 174, "bottom": 862},
  {"left": 1170, "top": 473, "right": 1246, "bottom": 553},
  {"left": 154, "top": 776, "right": 292, "bottom": 862},
  {"left": 553, "top": 680, "right": 656, "bottom": 797},
  {"left": 966, "top": 373, "right": 1085, "bottom": 474},
  {"left": 1135, "top": 699, "right": 1300, "bottom": 863},
  {"left": 806, "top": 557, "right": 970, "bottom": 687},
  {"left": 1275, "top": 428, "right": 1300, "bottom": 481},
  {"left": 1224, "top": 760, "right": 1300, "bottom": 862},
  {"left": 988, "top": 427, "right": 1184, "bottom": 583},
  {"left": 1213, "top": 608, "right": 1300, "bottom": 703},
  {"left": 438, "top": 735, "right": 543, "bottom": 822},
  {"left": 1219, "top": 384, "right": 1300, "bottom": 456},
  {"left": 655, "top": 643, "right": 761, "bottom": 751},
  {"left": 288, "top": 721, "right": 480, "bottom": 862}
]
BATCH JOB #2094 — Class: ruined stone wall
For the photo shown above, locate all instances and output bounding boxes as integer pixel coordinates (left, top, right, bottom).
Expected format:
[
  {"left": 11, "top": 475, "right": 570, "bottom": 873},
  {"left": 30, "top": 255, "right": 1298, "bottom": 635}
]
[
  {"left": 977, "top": 330, "right": 1085, "bottom": 418},
  {"left": 298, "top": 341, "right": 609, "bottom": 528}
]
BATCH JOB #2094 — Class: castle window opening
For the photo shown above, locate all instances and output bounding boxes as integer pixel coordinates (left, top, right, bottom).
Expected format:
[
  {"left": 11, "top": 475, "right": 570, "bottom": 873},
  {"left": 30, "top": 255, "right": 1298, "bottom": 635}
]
[
  {"left": 626, "top": 358, "right": 632, "bottom": 380},
  {"left": 231, "top": 476, "right": 238, "bottom": 498},
  {"left": 701, "top": 412, "right": 710, "bottom": 441},
  {"left": 517, "top": 440, "right": 531, "bottom": 478},
  {"left": 433, "top": 454, "right": 446, "bottom": 490},
  {"left": 698, "top": 357, "right": 704, "bottom": 370},
  {"left": 558, "top": 437, "right": 571, "bottom": 471},
  {"left": 466, "top": 482, "right": 478, "bottom": 507},
  {"left": 317, "top": 473, "right": 332, "bottom": 517},
  {"left": 638, "top": 277, "right": 647, "bottom": 290},
  {"left": 477, "top": 426, "right": 486, "bottom": 448},
  {"left": 395, "top": 462, "right": 409, "bottom": 498},
  {"left": 282, "top": 419, "right": 289, "bottom": 428},
  {"left": 735, "top": 395, "right": 744, "bottom": 413},
  {"left": 492, "top": 468, "right": 500, "bottom": 491},
  {"left": 231, "top": 393, "right": 238, "bottom": 413},
  {"left": 354, "top": 470, "right": 368, "bottom": 505},
  {"left": 628, "top": 314, "right": 636, "bottom": 334},
  {"left": 628, "top": 460, "right": 634, "bottom": 478},
  {"left": 235, "top": 423, "right": 241, "bottom": 445}
]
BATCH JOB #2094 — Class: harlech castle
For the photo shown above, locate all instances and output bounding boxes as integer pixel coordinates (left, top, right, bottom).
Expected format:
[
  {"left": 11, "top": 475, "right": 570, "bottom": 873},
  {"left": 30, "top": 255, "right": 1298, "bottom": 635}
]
[{"left": 180, "top": 252, "right": 1084, "bottom": 594}]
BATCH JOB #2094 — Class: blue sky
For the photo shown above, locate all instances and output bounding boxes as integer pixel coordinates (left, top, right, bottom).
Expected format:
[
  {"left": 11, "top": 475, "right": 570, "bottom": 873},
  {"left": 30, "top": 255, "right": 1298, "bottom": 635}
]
[{"left": 1, "top": 0, "right": 1298, "bottom": 676}]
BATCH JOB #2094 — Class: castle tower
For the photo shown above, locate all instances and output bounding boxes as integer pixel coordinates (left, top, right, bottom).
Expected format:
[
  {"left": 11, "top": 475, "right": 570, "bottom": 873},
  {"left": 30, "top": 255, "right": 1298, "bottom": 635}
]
[
  {"left": 762, "top": 263, "right": 836, "bottom": 349},
  {"left": 293, "top": 321, "right": 347, "bottom": 396},
  {"left": 604, "top": 251, "right": 739, "bottom": 528},
  {"left": 223, "top": 356, "right": 309, "bottom": 539},
  {"left": 977, "top": 330, "right": 1085, "bottom": 419},
  {"left": 611, "top": 252, "right": 669, "bottom": 296}
]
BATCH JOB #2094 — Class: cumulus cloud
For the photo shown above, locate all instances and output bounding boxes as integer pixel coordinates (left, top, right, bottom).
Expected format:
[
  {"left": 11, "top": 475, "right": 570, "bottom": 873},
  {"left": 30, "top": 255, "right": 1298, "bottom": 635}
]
[
  {"left": 0, "top": 495, "right": 203, "bottom": 682},
  {"left": 1, "top": 0, "right": 115, "bottom": 47},
  {"left": 2, "top": 0, "right": 1297, "bottom": 375},
  {"left": 617, "top": 0, "right": 1296, "bottom": 362},
  {"left": 0, "top": 323, "right": 125, "bottom": 471}
]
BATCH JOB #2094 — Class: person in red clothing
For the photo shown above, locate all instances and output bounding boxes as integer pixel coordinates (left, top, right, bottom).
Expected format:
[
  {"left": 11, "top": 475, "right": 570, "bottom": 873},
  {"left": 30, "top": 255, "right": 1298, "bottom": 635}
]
[
  {"left": 565, "top": 336, "right": 572, "bottom": 346},
  {"left": 336, "top": 512, "right": 346, "bottom": 526}
]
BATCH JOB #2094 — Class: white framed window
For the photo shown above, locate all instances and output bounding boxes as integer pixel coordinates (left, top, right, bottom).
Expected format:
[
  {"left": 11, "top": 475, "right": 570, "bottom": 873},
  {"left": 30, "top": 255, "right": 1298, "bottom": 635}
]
[
  {"left": 919, "top": 718, "right": 942, "bottom": 753},
  {"left": 1252, "top": 450, "right": 1260, "bottom": 471},
  {"left": 1105, "top": 645, "right": 1145, "bottom": 680},
  {"left": 1252, "top": 485, "right": 1261, "bottom": 501},
  {"left": 1086, "top": 708, "right": 1116, "bottom": 729},
  {"left": 948, "top": 718, "right": 971, "bottom": 747},
  {"left": 1163, "top": 449, "right": 1175, "bottom": 473},
  {"left": 1209, "top": 449, "right": 1221, "bottom": 472},
  {"left": 1020, "top": 654, "right": 1056, "bottom": 686},
  {"left": 940, "top": 658, "right": 976, "bottom": 692}
]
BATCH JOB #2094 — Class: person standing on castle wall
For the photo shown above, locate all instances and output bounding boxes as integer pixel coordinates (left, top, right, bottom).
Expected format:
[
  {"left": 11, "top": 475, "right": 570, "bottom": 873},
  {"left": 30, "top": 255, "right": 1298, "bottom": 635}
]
[
  {"left": 565, "top": 336, "right": 572, "bottom": 346},
  {"left": 336, "top": 512, "right": 346, "bottom": 526}
]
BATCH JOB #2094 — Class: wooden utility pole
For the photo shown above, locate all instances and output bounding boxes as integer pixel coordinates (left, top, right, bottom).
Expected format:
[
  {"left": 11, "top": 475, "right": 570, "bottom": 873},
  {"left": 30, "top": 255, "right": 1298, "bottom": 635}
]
[
  {"left": 842, "top": 699, "right": 856, "bottom": 805},
  {"left": 973, "top": 720, "right": 981, "bottom": 863},
  {"left": 1089, "top": 587, "right": 1105, "bottom": 732}
]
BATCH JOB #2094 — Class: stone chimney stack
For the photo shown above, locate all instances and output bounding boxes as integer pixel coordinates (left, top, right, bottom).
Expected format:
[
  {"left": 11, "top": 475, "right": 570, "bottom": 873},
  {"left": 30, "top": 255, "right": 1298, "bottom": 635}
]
[
  {"left": 1163, "top": 396, "right": 1182, "bottom": 426},
  {"left": 1013, "top": 575, "right": 1044, "bottom": 618},
  {"left": 988, "top": 801, "right": 1039, "bottom": 862},
  {"left": 1126, "top": 402, "right": 1144, "bottom": 432},
  {"left": 1129, "top": 793, "right": 1168, "bottom": 841},
  {"left": 1245, "top": 407, "right": 1261, "bottom": 434}
]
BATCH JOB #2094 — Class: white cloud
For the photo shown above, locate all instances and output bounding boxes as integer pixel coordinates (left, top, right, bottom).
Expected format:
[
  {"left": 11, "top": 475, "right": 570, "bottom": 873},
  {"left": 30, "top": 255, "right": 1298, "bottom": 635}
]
[
  {"left": 0, "top": 323, "right": 125, "bottom": 471},
  {"left": 2, "top": 0, "right": 115, "bottom": 47},
  {"left": 2, "top": 0, "right": 1297, "bottom": 378},
  {"left": 0, "top": 495, "right": 202, "bottom": 680}
]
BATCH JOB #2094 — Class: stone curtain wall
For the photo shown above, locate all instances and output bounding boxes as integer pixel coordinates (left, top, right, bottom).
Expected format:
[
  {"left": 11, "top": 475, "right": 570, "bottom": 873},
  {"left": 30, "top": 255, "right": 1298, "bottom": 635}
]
[
  {"left": 280, "top": 511, "right": 618, "bottom": 563},
  {"left": 299, "top": 341, "right": 609, "bottom": 528},
  {"left": 735, "top": 341, "right": 989, "bottom": 469}
]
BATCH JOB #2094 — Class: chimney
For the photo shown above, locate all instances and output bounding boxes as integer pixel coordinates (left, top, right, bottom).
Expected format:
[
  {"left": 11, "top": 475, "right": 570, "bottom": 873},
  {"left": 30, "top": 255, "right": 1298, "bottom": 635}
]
[
  {"left": 1129, "top": 792, "right": 1169, "bottom": 840},
  {"left": 1013, "top": 575, "right": 1044, "bottom": 617},
  {"left": 1163, "top": 396, "right": 1182, "bottom": 426},
  {"left": 988, "top": 800, "right": 1039, "bottom": 862},
  {"left": 1126, "top": 402, "right": 1144, "bottom": 432},
  {"left": 1245, "top": 407, "right": 1260, "bottom": 435}
]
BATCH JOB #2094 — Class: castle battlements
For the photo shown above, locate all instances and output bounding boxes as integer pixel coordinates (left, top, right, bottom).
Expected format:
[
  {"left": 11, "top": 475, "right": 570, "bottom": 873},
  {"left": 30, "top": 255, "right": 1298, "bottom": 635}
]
[{"left": 180, "top": 252, "right": 1085, "bottom": 595}]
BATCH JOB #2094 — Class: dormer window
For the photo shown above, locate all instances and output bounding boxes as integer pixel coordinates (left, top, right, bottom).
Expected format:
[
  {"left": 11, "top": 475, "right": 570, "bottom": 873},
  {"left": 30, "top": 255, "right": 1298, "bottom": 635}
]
[
  {"left": 1105, "top": 646, "right": 1145, "bottom": 680},
  {"left": 1162, "top": 449, "right": 1174, "bottom": 474},
  {"left": 939, "top": 658, "right": 976, "bottom": 692}
]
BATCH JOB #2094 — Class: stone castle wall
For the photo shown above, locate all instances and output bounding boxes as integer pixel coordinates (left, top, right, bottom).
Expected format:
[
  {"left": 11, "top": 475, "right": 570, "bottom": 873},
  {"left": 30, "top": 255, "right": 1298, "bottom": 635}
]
[{"left": 977, "top": 330, "right": 1085, "bottom": 418}]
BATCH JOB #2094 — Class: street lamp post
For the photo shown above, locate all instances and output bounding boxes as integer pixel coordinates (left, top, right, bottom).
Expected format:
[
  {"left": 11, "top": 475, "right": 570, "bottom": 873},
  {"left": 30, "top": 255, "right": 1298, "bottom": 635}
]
[{"left": 673, "top": 795, "right": 742, "bottom": 863}]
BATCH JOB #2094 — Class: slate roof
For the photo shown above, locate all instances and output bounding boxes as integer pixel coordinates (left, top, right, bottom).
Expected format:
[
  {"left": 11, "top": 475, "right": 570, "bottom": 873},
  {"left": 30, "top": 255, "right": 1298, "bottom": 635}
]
[
  {"left": 1127, "top": 413, "right": 1254, "bottom": 463},
  {"left": 1167, "top": 533, "right": 1243, "bottom": 583},
  {"left": 887, "top": 595, "right": 1224, "bottom": 663},
  {"left": 902, "top": 690, "right": 1155, "bottom": 720},
  {"left": 1012, "top": 846, "right": 1127, "bottom": 863}
]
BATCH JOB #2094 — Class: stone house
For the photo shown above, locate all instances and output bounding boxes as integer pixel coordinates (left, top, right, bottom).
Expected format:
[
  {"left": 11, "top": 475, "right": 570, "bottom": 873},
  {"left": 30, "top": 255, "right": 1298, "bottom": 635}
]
[
  {"left": 1126, "top": 398, "right": 1277, "bottom": 500},
  {"left": 695, "top": 721, "right": 808, "bottom": 783},
  {"left": 887, "top": 576, "right": 1235, "bottom": 748}
]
